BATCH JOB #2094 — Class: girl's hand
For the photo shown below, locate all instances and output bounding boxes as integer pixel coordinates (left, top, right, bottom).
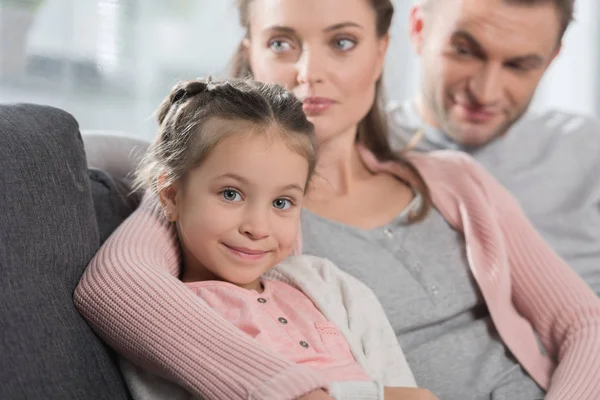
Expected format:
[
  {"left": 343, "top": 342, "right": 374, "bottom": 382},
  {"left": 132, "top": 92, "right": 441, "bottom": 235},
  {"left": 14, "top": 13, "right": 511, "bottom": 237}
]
[
  {"left": 297, "top": 389, "right": 334, "bottom": 400},
  {"left": 384, "top": 387, "right": 439, "bottom": 400}
]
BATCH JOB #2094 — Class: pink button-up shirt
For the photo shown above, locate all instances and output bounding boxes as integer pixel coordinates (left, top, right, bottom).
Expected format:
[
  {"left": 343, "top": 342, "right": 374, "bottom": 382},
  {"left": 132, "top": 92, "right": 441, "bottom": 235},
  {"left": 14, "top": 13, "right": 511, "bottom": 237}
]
[{"left": 185, "top": 279, "right": 370, "bottom": 384}]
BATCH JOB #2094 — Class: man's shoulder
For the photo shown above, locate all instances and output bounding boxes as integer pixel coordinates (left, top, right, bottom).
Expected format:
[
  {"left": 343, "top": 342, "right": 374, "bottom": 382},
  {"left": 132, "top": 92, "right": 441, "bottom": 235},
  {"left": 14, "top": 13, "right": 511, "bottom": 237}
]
[
  {"left": 515, "top": 109, "right": 600, "bottom": 142},
  {"left": 386, "top": 101, "right": 427, "bottom": 151},
  {"left": 507, "top": 110, "right": 600, "bottom": 172},
  {"left": 387, "top": 100, "right": 416, "bottom": 127}
]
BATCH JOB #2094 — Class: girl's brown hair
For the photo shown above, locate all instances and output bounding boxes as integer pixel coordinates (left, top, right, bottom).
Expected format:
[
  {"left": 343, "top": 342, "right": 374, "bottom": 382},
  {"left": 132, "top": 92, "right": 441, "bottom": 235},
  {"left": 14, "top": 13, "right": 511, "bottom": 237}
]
[
  {"left": 231, "top": 0, "right": 431, "bottom": 221},
  {"left": 134, "top": 78, "right": 317, "bottom": 194}
]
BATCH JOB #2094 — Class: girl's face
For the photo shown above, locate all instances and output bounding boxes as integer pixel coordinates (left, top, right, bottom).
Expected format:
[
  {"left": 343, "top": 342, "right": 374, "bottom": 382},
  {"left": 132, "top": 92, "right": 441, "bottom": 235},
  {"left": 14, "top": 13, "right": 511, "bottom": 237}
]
[
  {"left": 245, "top": 0, "right": 389, "bottom": 145},
  {"left": 161, "top": 126, "right": 309, "bottom": 291}
]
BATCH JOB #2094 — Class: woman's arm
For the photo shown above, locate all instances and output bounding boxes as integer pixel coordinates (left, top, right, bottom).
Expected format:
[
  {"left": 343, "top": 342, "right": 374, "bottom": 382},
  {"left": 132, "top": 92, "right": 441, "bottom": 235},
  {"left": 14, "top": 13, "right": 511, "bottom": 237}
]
[
  {"left": 383, "top": 387, "right": 438, "bottom": 400},
  {"left": 468, "top": 158, "right": 600, "bottom": 400},
  {"left": 74, "top": 194, "right": 328, "bottom": 400}
]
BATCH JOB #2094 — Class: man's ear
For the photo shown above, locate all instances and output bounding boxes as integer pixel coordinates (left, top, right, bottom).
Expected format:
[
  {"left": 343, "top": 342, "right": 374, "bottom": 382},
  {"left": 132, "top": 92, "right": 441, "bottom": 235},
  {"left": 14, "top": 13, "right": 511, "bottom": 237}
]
[
  {"left": 157, "top": 174, "right": 180, "bottom": 222},
  {"left": 242, "top": 37, "right": 251, "bottom": 61},
  {"left": 409, "top": 6, "right": 426, "bottom": 55},
  {"left": 549, "top": 42, "right": 562, "bottom": 65}
]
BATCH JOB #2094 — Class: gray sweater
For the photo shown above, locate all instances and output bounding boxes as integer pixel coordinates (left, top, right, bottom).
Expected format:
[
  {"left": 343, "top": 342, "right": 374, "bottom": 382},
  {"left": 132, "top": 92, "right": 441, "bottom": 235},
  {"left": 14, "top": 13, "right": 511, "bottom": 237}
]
[{"left": 388, "top": 101, "right": 600, "bottom": 295}]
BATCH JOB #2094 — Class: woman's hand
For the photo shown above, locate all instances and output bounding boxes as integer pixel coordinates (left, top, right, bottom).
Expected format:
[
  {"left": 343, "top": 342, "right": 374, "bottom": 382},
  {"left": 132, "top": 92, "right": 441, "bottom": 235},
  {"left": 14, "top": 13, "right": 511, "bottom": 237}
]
[
  {"left": 297, "top": 389, "right": 334, "bottom": 400},
  {"left": 296, "top": 386, "right": 438, "bottom": 400},
  {"left": 384, "top": 387, "right": 439, "bottom": 400}
]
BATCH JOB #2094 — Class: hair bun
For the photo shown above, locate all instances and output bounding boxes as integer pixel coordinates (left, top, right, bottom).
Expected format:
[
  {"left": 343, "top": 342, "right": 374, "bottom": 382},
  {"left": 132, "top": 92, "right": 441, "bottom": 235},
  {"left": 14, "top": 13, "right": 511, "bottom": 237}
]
[{"left": 170, "top": 79, "right": 211, "bottom": 105}]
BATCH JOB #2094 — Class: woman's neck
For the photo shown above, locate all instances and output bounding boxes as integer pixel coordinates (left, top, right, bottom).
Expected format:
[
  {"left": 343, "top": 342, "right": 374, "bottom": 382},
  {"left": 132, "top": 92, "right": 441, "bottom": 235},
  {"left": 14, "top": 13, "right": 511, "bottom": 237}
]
[
  {"left": 304, "top": 128, "right": 416, "bottom": 230},
  {"left": 308, "top": 129, "right": 372, "bottom": 198}
]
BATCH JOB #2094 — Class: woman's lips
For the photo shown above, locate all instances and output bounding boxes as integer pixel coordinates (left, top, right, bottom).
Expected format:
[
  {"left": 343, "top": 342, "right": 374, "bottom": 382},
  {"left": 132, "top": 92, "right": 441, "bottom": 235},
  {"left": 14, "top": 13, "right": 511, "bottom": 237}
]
[{"left": 302, "top": 97, "right": 336, "bottom": 116}]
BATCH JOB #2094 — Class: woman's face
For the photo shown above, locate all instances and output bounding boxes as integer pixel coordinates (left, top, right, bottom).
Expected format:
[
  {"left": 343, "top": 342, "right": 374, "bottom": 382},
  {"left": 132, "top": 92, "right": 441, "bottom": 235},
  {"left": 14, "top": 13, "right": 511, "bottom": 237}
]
[{"left": 245, "top": 0, "right": 389, "bottom": 144}]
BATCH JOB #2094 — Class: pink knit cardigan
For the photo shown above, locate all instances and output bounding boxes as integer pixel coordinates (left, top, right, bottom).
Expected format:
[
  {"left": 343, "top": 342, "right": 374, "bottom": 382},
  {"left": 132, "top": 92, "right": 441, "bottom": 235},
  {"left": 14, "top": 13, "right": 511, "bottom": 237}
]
[{"left": 74, "top": 147, "right": 600, "bottom": 400}]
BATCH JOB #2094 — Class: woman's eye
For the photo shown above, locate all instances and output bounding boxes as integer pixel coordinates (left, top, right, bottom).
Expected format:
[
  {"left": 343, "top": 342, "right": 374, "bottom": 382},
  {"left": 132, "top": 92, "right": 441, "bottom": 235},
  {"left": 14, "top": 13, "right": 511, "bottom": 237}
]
[
  {"left": 333, "top": 38, "right": 356, "bottom": 51},
  {"left": 268, "top": 40, "right": 292, "bottom": 53},
  {"left": 273, "top": 198, "right": 292, "bottom": 210},
  {"left": 222, "top": 190, "right": 242, "bottom": 202}
]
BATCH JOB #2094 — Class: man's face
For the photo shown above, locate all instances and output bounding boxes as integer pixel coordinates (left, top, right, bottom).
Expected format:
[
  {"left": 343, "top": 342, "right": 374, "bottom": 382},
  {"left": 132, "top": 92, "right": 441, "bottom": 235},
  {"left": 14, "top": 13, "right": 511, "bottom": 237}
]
[{"left": 411, "top": 0, "right": 562, "bottom": 147}]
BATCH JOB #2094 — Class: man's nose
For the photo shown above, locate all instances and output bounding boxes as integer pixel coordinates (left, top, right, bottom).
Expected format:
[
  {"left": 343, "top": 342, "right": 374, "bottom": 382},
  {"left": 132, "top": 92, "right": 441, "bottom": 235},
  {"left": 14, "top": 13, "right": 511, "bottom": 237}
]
[{"left": 469, "top": 63, "right": 503, "bottom": 105}]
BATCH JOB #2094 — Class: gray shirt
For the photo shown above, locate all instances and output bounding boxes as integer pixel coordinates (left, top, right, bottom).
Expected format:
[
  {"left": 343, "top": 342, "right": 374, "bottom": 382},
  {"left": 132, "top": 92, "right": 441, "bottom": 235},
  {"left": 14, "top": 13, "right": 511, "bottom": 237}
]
[
  {"left": 388, "top": 101, "right": 600, "bottom": 295},
  {"left": 301, "top": 202, "right": 544, "bottom": 399}
]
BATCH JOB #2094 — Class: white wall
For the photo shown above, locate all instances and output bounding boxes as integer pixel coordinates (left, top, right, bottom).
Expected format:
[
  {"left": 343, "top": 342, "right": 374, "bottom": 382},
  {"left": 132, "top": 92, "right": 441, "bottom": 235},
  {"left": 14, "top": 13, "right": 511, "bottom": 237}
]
[{"left": 534, "top": 0, "right": 600, "bottom": 115}]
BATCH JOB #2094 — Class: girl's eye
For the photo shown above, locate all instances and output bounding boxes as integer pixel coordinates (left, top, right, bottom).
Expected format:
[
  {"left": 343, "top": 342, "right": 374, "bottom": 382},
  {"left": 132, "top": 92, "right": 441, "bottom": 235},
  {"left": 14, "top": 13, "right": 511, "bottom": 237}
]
[
  {"left": 268, "top": 39, "right": 293, "bottom": 53},
  {"left": 222, "top": 190, "right": 242, "bottom": 202},
  {"left": 273, "top": 198, "right": 292, "bottom": 210},
  {"left": 333, "top": 38, "right": 356, "bottom": 51}
]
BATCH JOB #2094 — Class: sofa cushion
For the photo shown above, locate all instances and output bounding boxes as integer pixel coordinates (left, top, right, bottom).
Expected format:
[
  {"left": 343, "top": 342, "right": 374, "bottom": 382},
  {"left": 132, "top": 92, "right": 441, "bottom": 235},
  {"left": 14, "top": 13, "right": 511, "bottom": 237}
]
[
  {"left": 89, "top": 168, "right": 141, "bottom": 245},
  {"left": 83, "top": 133, "right": 150, "bottom": 245},
  {"left": 82, "top": 132, "right": 149, "bottom": 184},
  {"left": 0, "top": 104, "right": 130, "bottom": 399}
]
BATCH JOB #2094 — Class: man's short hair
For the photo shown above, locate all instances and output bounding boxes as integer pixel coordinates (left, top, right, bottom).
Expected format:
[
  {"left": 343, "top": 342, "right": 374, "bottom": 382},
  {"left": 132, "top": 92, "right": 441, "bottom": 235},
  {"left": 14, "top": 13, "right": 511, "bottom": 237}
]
[{"left": 420, "top": 0, "right": 574, "bottom": 41}]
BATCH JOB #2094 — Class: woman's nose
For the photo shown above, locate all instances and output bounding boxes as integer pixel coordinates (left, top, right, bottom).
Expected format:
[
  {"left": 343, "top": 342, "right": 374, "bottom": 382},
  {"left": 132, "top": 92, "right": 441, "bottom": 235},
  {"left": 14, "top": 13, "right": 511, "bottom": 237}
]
[{"left": 296, "top": 47, "right": 326, "bottom": 86}]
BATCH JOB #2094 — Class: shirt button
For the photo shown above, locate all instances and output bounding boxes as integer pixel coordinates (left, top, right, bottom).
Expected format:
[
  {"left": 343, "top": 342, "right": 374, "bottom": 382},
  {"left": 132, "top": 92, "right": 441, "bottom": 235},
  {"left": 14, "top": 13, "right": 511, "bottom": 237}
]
[
  {"left": 431, "top": 285, "right": 439, "bottom": 295},
  {"left": 299, "top": 341, "right": 309, "bottom": 349},
  {"left": 257, "top": 298, "right": 267, "bottom": 304},
  {"left": 278, "top": 317, "right": 288, "bottom": 325},
  {"left": 384, "top": 228, "right": 394, "bottom": 238}
]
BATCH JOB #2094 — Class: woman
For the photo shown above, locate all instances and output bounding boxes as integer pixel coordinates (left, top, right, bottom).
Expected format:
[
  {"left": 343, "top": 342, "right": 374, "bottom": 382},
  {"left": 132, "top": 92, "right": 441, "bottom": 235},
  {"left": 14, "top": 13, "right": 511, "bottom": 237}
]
[{"left": 74, "top": 0, "right": 600, "bottom": 399}]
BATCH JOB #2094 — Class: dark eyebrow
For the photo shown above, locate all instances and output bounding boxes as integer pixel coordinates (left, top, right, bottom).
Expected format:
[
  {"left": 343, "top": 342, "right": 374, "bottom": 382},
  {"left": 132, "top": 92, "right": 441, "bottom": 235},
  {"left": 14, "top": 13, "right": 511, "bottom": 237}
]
[
  {"left": 451, "top": 30, "right": 486, "bottom": 57},
  {"left": 452, "top": 29, "right": 545, "bottom": 67},
  {"left": 264, "top": 22, "right": 363, "bottom": 35},
  {"left": 264, "top": 25, "right": 297, "bottom": 35},
  {"left": 324, "top": 22, "right": 364, "bottom": 32}
]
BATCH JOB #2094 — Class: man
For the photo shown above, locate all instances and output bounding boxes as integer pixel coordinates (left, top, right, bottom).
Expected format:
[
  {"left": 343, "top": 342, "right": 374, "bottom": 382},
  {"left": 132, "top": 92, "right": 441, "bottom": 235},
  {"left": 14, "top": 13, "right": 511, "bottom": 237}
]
[{"left": 389, "top": 0, "right": 600, "bottom": 294}]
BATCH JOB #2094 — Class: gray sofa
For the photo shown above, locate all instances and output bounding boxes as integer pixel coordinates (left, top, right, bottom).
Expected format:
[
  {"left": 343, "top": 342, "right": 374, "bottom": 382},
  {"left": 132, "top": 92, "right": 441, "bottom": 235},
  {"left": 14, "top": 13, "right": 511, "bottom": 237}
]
[{"left": 0, "top": 103, "right": 149, "bottom": 399}]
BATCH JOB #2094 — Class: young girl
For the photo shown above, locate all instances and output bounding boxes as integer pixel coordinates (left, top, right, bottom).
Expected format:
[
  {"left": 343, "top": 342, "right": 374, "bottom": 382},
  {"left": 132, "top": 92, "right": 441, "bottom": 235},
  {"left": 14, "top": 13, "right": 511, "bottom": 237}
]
[{"left": 119, "top": 78, "right": 434, "bottom": 400}]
